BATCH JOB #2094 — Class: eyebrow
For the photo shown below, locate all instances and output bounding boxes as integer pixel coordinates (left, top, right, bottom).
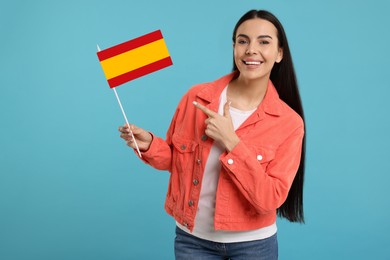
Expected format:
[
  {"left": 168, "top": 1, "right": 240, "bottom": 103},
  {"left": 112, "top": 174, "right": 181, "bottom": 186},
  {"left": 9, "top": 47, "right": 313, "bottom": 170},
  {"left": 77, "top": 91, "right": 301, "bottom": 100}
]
[{"left": 236, "top": 34, "right": 273, "bottom": 40}]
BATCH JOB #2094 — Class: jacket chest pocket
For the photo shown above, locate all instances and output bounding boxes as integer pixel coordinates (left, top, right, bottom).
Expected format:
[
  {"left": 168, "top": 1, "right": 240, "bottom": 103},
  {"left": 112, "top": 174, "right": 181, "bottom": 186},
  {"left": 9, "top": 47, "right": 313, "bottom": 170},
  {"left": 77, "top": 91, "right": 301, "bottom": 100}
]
[{"left": 172, "top": 133, "right": 198, "bottom": 175}]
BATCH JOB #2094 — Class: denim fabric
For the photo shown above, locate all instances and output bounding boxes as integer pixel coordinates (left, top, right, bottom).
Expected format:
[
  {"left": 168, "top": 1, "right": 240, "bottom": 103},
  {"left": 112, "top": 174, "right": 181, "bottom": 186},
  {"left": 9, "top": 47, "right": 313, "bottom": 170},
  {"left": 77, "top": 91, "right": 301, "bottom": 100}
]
[
  {"left": 141, "top": 72, "right": 304, "bottom": 232},
  {"left": 174, "top": 227, "right": 278, "bottom": 260}
]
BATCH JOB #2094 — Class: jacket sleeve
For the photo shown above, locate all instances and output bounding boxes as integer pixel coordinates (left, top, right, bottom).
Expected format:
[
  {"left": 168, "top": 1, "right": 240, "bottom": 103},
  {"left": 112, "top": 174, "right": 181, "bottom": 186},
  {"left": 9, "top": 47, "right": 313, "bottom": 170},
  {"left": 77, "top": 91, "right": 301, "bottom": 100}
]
[
  {"left": 137, "top": 101, "right": 182, "bottom": 171},
  {"left": 220, "top": 125, "right": 304, "bottom": 213}
]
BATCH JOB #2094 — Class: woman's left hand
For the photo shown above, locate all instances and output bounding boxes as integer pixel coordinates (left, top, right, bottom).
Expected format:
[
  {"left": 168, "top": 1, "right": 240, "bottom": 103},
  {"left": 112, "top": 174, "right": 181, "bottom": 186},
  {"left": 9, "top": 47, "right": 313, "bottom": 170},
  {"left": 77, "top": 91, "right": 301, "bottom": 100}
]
[{"left": 193, "top": 101, "right": 240, "bottom": 152}]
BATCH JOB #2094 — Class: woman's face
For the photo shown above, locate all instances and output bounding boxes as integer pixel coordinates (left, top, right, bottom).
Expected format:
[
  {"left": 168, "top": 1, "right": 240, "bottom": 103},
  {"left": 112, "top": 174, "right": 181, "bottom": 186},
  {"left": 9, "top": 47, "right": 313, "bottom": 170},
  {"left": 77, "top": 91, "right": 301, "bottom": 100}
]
[{"left": 233, "top": 18, "right": 283, "bottom": 82}]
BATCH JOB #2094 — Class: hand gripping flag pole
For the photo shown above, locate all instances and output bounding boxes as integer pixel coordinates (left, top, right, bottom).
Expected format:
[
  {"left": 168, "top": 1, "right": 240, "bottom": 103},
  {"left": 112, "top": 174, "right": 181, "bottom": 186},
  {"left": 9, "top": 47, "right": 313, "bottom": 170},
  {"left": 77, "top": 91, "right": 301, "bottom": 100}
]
[{"left": 96, "top": 30, "right": 173, "bottom": 158}]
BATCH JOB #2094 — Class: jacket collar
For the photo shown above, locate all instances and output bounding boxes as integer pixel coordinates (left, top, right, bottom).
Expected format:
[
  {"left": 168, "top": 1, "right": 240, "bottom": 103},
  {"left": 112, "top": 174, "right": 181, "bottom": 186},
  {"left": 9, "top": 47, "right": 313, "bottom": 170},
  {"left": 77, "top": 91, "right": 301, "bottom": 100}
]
[{"left": 196, "top": 72, "right": 284, "bottom": 117}]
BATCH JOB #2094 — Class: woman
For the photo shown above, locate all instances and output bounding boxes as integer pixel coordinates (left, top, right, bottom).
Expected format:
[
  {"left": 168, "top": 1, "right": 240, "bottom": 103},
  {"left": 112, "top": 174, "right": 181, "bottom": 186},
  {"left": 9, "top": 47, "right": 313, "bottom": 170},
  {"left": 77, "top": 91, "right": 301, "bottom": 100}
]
[{"left": 119, "top": 9, "right": 305, "bottom": 260}]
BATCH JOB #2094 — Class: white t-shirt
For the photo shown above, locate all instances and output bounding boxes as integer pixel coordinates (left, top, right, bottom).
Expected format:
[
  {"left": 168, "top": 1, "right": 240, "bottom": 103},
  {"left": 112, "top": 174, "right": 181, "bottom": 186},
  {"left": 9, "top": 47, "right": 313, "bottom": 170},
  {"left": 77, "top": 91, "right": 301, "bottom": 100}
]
[{"left": 177, "top": 86, "right": 277, "bottom": 243}]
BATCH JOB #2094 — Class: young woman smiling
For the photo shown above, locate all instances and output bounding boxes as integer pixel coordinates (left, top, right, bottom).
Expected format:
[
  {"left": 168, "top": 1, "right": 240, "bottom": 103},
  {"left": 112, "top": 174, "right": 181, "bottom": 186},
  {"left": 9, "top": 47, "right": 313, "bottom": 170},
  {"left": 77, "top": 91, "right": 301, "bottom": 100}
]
[{"left": 119, "top": 9, "right": 305, "bottom": 260}]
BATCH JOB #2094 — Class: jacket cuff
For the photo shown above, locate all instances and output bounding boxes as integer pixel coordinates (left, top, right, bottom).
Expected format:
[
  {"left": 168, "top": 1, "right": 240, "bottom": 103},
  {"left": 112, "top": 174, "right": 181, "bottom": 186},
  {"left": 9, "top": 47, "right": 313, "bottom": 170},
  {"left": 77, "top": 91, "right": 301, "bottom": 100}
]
[
  {"left": 219, "top": 141, "right": 248, "bottom": 173},
  {"left": 133, "top": 132, "right": 155, "bottom": 162}
]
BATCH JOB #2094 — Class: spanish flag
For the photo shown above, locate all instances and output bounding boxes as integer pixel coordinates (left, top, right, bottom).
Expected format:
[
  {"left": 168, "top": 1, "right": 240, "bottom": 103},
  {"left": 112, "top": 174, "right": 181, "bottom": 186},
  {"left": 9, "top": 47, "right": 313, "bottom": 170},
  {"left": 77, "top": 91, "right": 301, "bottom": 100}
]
[{"left": 97, "top": 30, "right": 173, "bottom": 88}]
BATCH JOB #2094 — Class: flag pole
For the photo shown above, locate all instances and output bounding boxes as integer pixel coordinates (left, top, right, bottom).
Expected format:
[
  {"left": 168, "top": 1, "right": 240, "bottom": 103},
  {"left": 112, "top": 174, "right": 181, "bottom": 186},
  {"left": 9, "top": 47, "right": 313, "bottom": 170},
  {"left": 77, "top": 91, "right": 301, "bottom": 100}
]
[{"left": 97, "top": 44, "right": 142, "bottom": 158}]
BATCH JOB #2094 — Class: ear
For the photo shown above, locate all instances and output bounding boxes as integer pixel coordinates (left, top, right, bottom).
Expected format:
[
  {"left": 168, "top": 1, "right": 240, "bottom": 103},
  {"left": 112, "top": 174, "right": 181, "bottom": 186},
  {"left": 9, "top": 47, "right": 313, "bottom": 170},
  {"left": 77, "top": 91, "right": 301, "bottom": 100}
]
[{"left": 276, "top": 47, "right": 283, "bottom": 63}]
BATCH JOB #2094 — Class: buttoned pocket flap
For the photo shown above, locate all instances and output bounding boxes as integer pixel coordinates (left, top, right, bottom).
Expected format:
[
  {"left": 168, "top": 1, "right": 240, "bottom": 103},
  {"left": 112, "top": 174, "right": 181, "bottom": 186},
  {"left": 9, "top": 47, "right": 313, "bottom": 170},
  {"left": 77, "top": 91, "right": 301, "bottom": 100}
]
[{"left": 172, "top": 133, "right": 197, "bottom": 153}]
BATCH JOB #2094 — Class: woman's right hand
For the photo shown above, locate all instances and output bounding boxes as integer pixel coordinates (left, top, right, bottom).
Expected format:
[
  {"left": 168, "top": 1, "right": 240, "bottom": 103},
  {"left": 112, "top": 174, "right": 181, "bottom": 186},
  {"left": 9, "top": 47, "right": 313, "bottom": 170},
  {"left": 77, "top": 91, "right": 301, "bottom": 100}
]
[{"left": 118, "top": 124, "right": 153, "bottom": 152}]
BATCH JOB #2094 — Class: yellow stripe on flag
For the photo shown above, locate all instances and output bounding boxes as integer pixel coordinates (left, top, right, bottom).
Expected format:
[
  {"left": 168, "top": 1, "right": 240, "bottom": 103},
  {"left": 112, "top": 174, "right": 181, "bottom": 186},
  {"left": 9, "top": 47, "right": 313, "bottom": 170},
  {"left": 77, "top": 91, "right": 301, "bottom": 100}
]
[{"left": 100, "top": 39, "right": 170, "bottom": 80}]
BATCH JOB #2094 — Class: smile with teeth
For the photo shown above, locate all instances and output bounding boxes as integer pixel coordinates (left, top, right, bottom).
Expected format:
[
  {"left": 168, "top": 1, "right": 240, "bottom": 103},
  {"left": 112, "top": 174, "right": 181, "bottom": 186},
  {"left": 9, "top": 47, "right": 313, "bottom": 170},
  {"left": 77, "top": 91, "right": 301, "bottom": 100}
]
[{"left": 243, "top": 60, "right": 262, "bottom": 65}]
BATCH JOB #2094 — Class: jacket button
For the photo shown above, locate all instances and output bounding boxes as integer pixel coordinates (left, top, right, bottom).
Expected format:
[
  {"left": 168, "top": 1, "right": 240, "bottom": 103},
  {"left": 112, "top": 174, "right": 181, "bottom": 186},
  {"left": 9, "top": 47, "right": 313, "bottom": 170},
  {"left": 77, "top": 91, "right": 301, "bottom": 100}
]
[
  {"left": 257, "top": 155, "right": 263, "bottom": 161},
  {"left": 227, "top": 158, "right": 234, "bottom": 165},
  {"left": 196, "top": 159, "right": 201, "bottom": 164},
  {"left": 183, "top": 222, "right": 188, "bottom": 227},
  {"left": 201, "top": 135, "right": 208, "bottom": 141},
  {"left": 193, "top": 179, "right": 199, "bottom": 185},
  {"left": 188, "top": 200, "right": 194, "bottom": 207},
  {"left": 180, "top": 144, "right": 187, "bottom": 150}
]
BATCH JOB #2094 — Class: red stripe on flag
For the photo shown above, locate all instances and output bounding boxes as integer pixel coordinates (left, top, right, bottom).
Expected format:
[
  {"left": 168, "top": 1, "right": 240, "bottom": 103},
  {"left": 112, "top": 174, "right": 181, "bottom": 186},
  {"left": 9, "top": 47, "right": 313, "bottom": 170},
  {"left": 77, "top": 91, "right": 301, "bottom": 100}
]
[
  {"left": 107, "top": 57, "right": 173, "bottom": 88},
  {"left": 97, "top": 30, "right": 163, "bottom": 61}
]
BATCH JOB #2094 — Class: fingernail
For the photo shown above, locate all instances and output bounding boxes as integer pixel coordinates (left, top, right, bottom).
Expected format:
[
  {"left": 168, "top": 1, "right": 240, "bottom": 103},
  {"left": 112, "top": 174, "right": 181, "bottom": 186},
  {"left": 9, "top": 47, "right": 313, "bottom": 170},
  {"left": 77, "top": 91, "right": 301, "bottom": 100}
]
[{"left": 192, "top": 101, "right": 198, "bottom": 105}]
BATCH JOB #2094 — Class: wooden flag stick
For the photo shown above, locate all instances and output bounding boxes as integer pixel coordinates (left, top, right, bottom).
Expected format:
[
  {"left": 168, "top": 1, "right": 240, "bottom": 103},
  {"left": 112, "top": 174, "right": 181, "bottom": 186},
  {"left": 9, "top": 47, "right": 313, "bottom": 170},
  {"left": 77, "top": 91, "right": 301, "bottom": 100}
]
[{"left": 97, "top": 44, "right": 142, "bottom": 158}]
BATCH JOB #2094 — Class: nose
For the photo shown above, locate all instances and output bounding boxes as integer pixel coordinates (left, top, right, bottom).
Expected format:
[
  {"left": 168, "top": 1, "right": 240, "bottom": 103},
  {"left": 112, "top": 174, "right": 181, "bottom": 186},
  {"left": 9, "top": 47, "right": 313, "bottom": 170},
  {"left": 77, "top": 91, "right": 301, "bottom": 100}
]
[
  {"left": 245, "top": 49, "right": 255, "bottom": 55},
  {"left": 245, "top": 43, "right": 258, "bottom": 55}
]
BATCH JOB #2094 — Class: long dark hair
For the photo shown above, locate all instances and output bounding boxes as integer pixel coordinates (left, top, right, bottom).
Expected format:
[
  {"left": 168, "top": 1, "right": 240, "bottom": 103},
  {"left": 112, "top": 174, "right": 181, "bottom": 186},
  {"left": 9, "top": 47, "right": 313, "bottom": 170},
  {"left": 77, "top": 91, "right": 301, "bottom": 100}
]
[{"left": 232, "top": 10, "right": 306, "bottom": 223}]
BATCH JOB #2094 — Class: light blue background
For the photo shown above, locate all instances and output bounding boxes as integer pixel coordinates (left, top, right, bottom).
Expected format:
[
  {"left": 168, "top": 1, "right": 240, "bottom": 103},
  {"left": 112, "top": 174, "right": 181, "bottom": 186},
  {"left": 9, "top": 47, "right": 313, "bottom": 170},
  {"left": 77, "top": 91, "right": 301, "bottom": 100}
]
[{"left": 1, "top": 0, "right": 389, "bottom": 259}]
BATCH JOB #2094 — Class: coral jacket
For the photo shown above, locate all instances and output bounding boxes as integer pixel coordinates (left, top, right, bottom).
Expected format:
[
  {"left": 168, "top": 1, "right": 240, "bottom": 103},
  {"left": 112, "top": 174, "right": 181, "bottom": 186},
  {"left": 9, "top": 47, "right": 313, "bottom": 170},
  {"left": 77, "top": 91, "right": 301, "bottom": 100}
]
[{"left": 140, "top": 72, "right": 304, "bottom": 232}]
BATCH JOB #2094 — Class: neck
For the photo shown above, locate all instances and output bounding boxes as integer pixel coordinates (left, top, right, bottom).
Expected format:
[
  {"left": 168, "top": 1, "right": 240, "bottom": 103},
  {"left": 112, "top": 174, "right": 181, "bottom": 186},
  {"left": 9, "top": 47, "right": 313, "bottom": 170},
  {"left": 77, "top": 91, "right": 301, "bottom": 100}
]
[{"left": 227, "top": 74, "right": 269, "bottom": 110}]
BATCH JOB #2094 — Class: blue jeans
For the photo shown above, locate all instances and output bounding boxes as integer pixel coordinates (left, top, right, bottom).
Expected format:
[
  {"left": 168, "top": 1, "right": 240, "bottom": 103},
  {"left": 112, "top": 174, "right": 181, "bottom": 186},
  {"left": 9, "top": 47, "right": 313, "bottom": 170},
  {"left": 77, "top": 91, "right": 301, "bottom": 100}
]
[{"left": 174, "top": 227, "right": 278, "bottom": 260}]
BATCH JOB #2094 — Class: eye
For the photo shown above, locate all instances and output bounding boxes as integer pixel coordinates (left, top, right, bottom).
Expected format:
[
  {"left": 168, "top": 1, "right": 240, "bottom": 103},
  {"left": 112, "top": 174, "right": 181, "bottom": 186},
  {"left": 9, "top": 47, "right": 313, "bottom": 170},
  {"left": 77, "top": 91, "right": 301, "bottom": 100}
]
[
  {"left": 259, "top": 40, "right": 270, "bottom": 45},
  {"left": 237, "top": 39, "right": 248, "bottom": 44}
]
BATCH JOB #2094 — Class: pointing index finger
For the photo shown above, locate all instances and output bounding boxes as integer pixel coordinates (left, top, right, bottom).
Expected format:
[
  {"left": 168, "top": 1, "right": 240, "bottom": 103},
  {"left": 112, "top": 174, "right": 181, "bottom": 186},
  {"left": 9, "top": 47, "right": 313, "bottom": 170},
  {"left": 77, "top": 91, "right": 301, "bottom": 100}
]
[{"left": 193, "top": 101, "right": 216, "bottom": 117}]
